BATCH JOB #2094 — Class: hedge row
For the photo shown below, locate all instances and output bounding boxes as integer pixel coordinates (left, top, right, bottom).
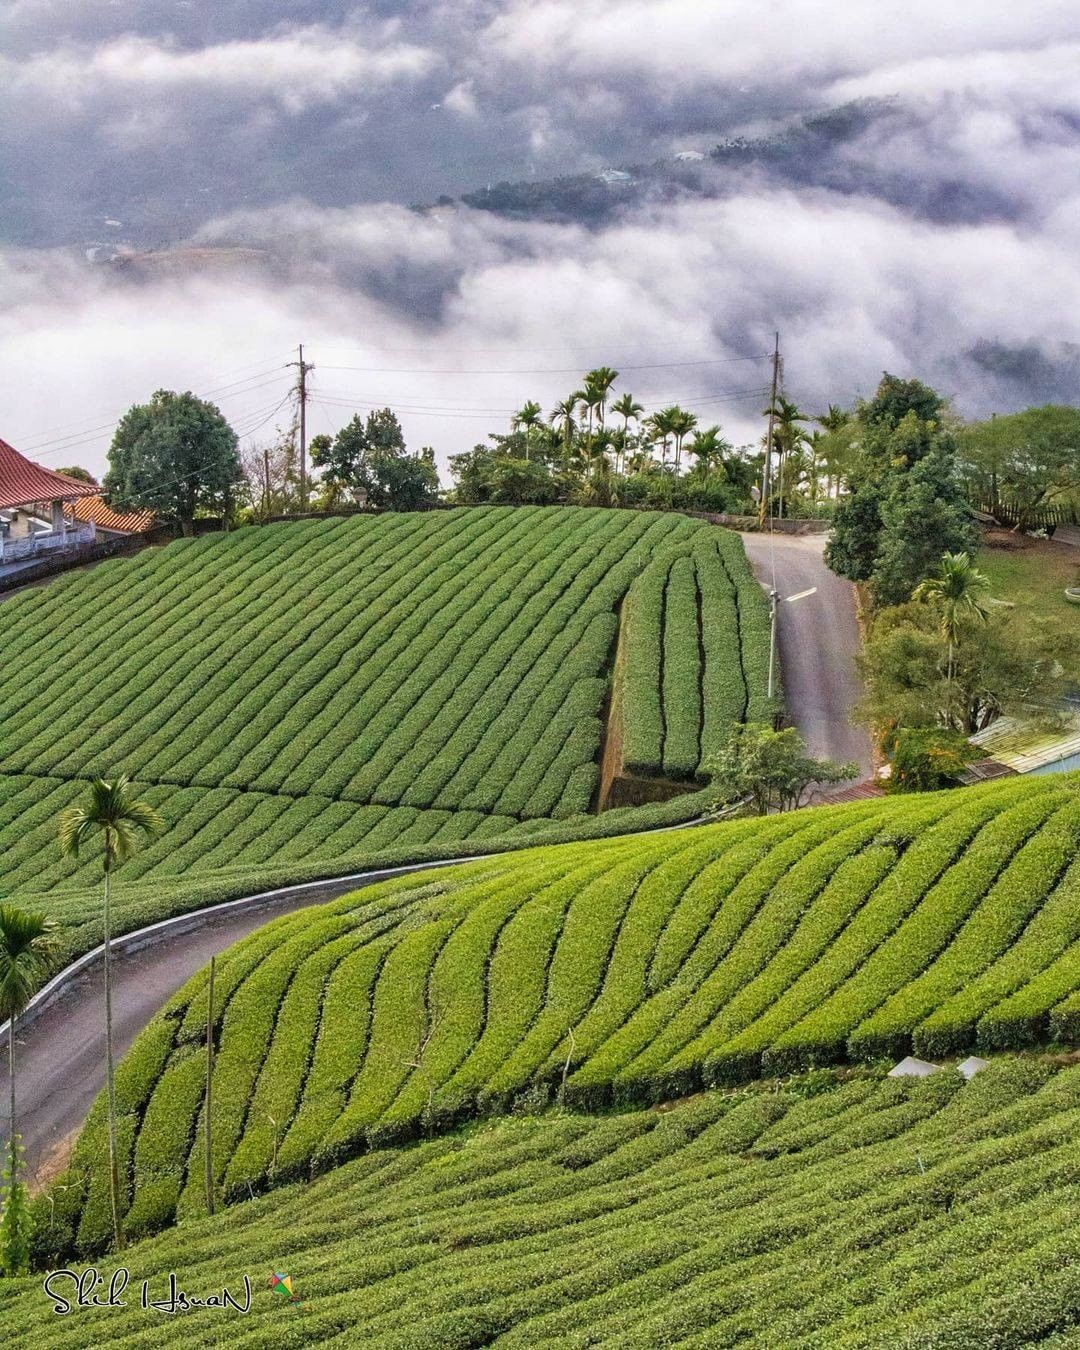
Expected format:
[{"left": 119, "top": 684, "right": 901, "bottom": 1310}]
[
  {"left": 45, "top": 772, "right": 1080, "bottom": 1249},
  {"left": 14, "top": 1059, "right": 1080, "bottom": 1347},
  {"left": 620, "top": 527, "right": 775, "bottom": 780}
]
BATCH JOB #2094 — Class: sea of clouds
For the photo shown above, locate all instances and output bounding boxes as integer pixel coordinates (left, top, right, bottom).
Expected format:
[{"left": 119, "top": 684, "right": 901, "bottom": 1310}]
[{"left": 2, "top": 0, "right": 1078, "bottom": 478}]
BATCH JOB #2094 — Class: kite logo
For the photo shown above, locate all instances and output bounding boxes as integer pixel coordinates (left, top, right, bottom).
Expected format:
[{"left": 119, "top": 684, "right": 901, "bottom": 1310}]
[{"left": 268, "top": 1272, "right": 301, "bottom": 1303}]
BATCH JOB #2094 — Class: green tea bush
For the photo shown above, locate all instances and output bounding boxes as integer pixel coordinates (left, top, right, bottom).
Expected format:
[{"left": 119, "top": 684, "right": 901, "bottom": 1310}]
[
  {"left": 47, "top": 772, "right": 1080, "bottom": 1249},
  {"left": 10, "top": 1060, "right": 1080, "bottom": 1346}
]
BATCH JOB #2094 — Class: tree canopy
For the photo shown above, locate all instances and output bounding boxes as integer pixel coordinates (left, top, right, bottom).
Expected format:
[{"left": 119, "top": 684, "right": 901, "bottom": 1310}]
[
  {"left": 956, "top": 404, "right": 1080, "bottom": 526},
  {"left": 825, "top": 376, "right": 976, "bottom": 605},
  {"left": 311, "top": 409, "right": 438, "bottom": 512},
  {"left": 104, "top": 390, "right": 241, "bottom": 536}
]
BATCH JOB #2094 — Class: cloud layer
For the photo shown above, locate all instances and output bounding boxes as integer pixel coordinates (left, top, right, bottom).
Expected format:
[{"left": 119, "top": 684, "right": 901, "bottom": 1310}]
[{"left": 1, "top": 2, "right": 1078, "bottom": 480}]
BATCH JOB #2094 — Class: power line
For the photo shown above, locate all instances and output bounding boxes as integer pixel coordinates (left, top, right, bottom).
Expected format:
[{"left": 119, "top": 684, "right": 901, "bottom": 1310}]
[{"left": 316, "top": 357, "right": 772, "bottom": 377}]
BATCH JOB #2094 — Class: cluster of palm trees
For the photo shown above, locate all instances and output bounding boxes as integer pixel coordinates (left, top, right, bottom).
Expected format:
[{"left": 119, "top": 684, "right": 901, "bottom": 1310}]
[
  {"left": 509, "top": 367, "right": 731, "bottom": 480},
  {"left": 499, "top": 368, "right": 860, "bottom": 519},
  {"left": 1, "top": 777, "right": 162, "bottom": 1268}
]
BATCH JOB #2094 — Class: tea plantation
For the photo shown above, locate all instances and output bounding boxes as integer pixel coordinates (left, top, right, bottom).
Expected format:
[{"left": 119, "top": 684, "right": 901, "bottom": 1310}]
[
  {"left": 6, "top": 1057, "right": 1080, "bottom": 1346},
  {"left": 42, "top": 771, "right": 1080, "bottom": 1253},
  {"left": 0, "top": 506, "right": 771, "bottom": 964}
]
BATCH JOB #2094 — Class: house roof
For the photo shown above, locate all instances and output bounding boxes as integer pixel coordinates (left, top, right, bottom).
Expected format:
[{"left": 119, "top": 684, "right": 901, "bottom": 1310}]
[
  {"left": 0, "top": 437, "right": 98, "bottom": 511},
  {"left": 70, "top": 494, "right": 155, "bottom": 534}
]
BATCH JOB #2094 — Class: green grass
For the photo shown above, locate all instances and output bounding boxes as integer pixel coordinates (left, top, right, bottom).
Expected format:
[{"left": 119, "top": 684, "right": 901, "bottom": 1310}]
[
  {"left": 42, "top": 772, "right": 1080, "bottom": 1253},
  {"left": 6, "top": 1057, "right": 1080, "bottom": 1346},
  {"left": 977, "top": 535, "right": 1080, "bottom": 676},
  {"left": 0, "top": 507, "right": 771, "bottom": 966}
]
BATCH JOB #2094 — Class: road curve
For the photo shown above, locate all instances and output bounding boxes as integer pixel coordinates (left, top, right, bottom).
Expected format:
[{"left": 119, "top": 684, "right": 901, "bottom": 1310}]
[
  {"left": 0, "top": 866, "right": 445, "bottom": 1188},
  {"left": 740, "top": 531, "right": 874, "bottom": 777}
]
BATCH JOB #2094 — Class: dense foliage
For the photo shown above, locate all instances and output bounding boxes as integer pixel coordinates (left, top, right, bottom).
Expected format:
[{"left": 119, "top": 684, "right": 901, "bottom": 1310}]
[
  {"left": 309, "top": 408, "right": 439, "bottom": 513},
  {"left": 41, "top": 771, "right": 1080, "bottom": 1253},
  {"left": 104, "top": 389, "right": 241, "bottom": 536},
  {"left": 957, "top": 404, "right": 1080, "bottom": 527},
  {"left": 0, "top": 507, "right": 768, "bottom": 963},
  {"left": 825, "top": 375, "right": 978, "bottom": 605}
]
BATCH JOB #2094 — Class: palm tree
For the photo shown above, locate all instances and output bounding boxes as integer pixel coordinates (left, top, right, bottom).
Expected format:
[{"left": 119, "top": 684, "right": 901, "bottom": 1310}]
[
  {"left": 59, "top": 778, "right": 164, "bottom": 1249},
  {"left": 1, "top": 905, "right": 58, "bottom": 1185},
  {"left": 646, "top": 408, "right": 676, "bottom": 468},
  {"left": 764, "top": 396, "right": 808, "bottom": 517},
  {"left": 670, "top": 408, "right": 699, "bottom": 474},
  {"left": 513, "top": 400, "right": 544, "bottom": 461},
  {"left": 913, "top": 552, "right": 992, "bottom": 683},
  {"left": 610, "top": 393, "right": 643, "bottom": 474},
  {"left": 815, "top": 403, "right": 850, "bottom": 434},
  {"left": 550, "top": 395, "right": 580, "bottom": 466},
  {"left": 584, "top": 367, "right": 619, "bottom": 430},
  {"left": 685, "top": 425, "right": 729, "bottom": 475}
]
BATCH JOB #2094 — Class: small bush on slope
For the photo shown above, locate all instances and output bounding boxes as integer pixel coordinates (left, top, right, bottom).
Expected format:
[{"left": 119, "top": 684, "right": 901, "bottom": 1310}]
[{"left": 7, "top": 1059, "right": 1080, "bottom": 1347}]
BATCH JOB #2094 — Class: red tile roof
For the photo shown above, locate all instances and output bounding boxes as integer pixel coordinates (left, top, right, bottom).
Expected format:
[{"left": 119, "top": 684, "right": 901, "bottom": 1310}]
[
  {"left": 0, "top": 437, "right": 98, "bottom": 511},
  {"left": 70, "top": 494, "right": 155, "bottom": 534}
]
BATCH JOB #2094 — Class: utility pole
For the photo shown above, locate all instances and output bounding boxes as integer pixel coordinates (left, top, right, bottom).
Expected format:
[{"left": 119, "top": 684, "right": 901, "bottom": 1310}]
[
  {"left": 204, "top": 955, "right": 216, "bottom": 1216},
  {"left": 767, "top": 587, "right": 779, "bottom": 702},
  {"left": 760, "top": 331, "right": 780, "bottom": 528},
  {"left": 262, "top": 445, "right": 271, "bottom": 520},
  {"left": 287, "top": 344, "right": 315, "bottom": 511}
]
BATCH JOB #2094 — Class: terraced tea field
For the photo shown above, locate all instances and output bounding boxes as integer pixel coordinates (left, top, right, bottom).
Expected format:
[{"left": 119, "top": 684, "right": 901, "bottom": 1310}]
[
  {"left": 0, "top": 506, "right": 771, "bottom": 962},
  {"left": 11, "top": 1058, "right": 1080, "bottom": 1346},
  {"left": 46, "top": 772, "right": 1080, "bottom": 1250}
]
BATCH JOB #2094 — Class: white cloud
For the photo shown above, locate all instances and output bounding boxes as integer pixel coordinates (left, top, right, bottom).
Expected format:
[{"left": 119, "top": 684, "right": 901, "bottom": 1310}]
[
  {"left": 482, "top": 0, "right": 1080, "bottom": 89},
  {"left": 4, "top": 180, "right": 1079, "bottom": 485},
  {"left": 2, "top": 29, "right": 437, "bottom": 114}
]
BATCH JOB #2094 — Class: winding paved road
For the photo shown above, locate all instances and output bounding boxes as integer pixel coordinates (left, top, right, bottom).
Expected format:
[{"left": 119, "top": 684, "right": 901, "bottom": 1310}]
[
  {"left": 2, "top": 530, "right": 872, "bottom": 1188},
  {"left": 0, "top": 867, "right": 441, "bottom": 1187},
  {"left": 740, "top": 531, "right": 874, "bottom": 776}
]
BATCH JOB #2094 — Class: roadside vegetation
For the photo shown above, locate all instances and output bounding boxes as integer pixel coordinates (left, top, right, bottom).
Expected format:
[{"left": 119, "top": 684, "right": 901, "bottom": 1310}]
[{"left": 37, "top": 770, "right": 1080, "bottom": 1254}]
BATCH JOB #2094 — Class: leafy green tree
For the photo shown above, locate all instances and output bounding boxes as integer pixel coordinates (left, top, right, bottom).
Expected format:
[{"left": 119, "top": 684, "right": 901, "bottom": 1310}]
[
  {"left": 59, "top": 779, "right": 164, "bottom": 1250},
  {"left": 858, "top": 372, "right": 944, "bottom": 431},
  {"left": 870, "top": 441, "right": 979, "bottom": 605},
  {"left": 824, "top": 476, "right": 885, "bottom": 581},
  {"left": 104, "top": 390, "right": 241, "bottom": 536},
  {"left": 312, "top": 409, "right": 438, "bottom": 511},
  {"left": 488, "top": 458, "right": 558, "bottom": 505},
  {"left": 56, "top": 466, "right": 97, "bottom": 486},
  {"left": 0, "top": 903, "right": 57, "bottom": 1273},
  {"left": 957, "top": 405, "right": 1080, "bottom": 527},
  {"left": 857, "top": 603, "right": 1062, "bottom": 738},
  {"left": 706, "top": 723, "right": 857, "bottom": 815}
]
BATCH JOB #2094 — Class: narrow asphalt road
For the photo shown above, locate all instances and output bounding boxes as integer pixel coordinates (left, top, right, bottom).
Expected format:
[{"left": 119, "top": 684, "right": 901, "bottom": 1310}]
[
  {"left": 740, "top": 531, "right": 875, "bottom": 777},
  {"left": 0, "top": 868, "right": 433, "bottom": 1188}
]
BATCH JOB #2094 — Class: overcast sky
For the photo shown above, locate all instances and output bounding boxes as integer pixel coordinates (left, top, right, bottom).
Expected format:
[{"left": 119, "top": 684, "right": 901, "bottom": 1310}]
[{"left": 2, "top": 1, "right": 1079, "bottom": 481}]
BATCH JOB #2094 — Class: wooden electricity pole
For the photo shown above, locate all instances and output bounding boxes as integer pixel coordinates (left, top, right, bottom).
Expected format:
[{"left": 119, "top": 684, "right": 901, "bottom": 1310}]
[
  {"left": 759, "top": 331, "right": 780, "bottom": 528},
  {"left": 287, "top": 344, "right": 315, "bottom": 511}
]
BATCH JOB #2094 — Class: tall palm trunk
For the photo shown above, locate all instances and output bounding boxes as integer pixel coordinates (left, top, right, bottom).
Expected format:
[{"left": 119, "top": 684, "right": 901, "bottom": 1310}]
[
  {"left": 102, "top": 859, "right": 124, "bottom": 1249},
  {"left": 8, "top": 1013, "right": 15, "bottom": 1176}
]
